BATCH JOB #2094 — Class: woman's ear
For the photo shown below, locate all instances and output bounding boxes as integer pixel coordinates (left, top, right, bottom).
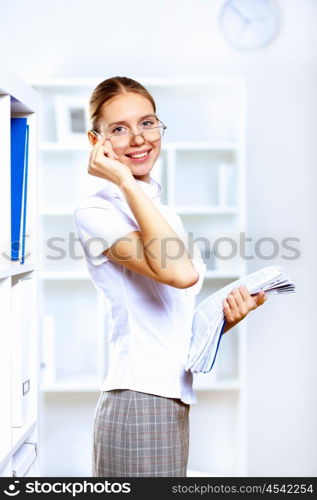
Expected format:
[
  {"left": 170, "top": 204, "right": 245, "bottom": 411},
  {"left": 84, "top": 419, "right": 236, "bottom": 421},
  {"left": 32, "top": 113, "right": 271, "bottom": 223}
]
[{"left": 87, "top": 130, "right": 98, "bottom": 147}]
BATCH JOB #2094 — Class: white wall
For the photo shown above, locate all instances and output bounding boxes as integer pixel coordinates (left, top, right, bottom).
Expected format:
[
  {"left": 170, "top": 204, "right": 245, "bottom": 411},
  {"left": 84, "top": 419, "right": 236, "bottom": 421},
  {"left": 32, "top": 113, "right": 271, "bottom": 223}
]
[{"left": 1, "top": 0, "right": 316, "bottom": 475}]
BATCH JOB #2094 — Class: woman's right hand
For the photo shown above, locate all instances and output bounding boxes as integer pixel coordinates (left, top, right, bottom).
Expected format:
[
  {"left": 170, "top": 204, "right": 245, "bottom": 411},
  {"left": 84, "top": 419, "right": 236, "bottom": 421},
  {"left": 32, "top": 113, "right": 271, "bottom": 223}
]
[{"left": 87, "top": 133, "right": 134, "bottom": 186}]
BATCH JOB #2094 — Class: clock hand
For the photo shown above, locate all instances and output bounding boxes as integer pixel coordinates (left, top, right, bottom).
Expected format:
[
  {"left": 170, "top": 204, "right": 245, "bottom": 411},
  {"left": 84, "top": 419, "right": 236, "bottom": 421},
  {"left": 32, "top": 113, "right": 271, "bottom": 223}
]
[{"left": 229, "top": 2, "right": 251, "bottom": 24}]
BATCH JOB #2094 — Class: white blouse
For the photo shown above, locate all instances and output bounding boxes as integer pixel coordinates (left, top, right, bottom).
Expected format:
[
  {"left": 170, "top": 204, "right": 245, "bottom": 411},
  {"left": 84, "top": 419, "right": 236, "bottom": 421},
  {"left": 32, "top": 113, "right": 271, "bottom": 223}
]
[{"left": 73, "top": 176, "right": 206, "bottom": 405}]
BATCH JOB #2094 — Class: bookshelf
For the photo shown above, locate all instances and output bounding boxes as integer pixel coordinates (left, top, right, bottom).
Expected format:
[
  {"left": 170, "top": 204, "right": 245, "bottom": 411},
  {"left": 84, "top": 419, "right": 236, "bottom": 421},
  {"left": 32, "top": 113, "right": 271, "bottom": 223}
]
[
  {"left": 31, "top": 77, "right": 247, "bottom": 476},
  {"left": 0, "top": 68, "right": 39, "bottom": 477}
]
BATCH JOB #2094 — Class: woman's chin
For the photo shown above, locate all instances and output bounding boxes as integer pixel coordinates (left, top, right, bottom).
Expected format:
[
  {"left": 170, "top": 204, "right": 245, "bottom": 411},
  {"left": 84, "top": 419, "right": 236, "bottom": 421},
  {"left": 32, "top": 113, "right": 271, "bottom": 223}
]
[
  {"left": 127, "top": 161, "right": 154, "bottom": 177},
  {"left": 132, "top": 166, "right": 152, "bottom": 175}
]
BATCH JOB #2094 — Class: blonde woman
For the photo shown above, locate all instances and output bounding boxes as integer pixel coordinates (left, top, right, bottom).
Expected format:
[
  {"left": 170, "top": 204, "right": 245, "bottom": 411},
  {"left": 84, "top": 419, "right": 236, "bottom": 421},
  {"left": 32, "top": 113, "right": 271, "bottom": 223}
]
[{"left": 74, "top": 76, "right": 266, "bottom": 477}]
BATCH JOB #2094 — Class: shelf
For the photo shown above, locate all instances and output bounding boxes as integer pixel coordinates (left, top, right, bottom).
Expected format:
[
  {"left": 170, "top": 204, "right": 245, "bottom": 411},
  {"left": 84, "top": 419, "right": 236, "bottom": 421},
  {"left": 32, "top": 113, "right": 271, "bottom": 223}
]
[
  {"left": 204, "top": 270, "right": 243, "bottom": 279},
  {"left": 0, "top": 69, "right": 38, "bottom": 113},
  {"left": 41, "top": 380, "right": 241, "bottom": 393},
  {"left": 40, "top": 271, "right": 90, "bottom": 280},
  {"left": 193, "top": 380, "right": 241, "bottom": 392},
  {"left": 39, "top": 141, "right": 239, "bottom": 152},
  {"left": 11, "top": 420, "right": 37, "bottom": 456},
  {"left": 40, "top": 207, "right": 75, "bottom": 215},
  {"left": 0, "top": 262, "right": 36, "bottom": 280},
  {"left": 41, "top": 383, "right": 101, "bottom": 393},
  {"left": 39, "top": 270, "right": 243, "bottom": 281},
  {"left": 39, "top": 142, "right": 89, "bottom": 152},
  {"left": 0, "top": 68, "right": 39, "bottom": 477},
  {"left": 31, "top": 76, "right": 246, "bottom": 88},
  {"left": 175, "top": 206, "right": 239, "bottom": 215},
  {"left": 164, "top": 142, "right": 239, "bottom": 151},
  {"left": 40, "top": 206, "right": 240, "bottom": 216},
  {"left": 0, "top": 420, "right": 37, "bottom": 471}
]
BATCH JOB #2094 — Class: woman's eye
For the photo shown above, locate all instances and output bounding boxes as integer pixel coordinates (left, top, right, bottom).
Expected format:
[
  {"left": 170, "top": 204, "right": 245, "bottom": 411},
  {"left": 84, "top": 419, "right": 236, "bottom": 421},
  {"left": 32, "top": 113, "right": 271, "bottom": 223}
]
[
  {"left": 112, "top": 126, "right": 126, "bottom": 134},
  {"left": 141, "top": 120, "right": 155, "bottom": 128}
]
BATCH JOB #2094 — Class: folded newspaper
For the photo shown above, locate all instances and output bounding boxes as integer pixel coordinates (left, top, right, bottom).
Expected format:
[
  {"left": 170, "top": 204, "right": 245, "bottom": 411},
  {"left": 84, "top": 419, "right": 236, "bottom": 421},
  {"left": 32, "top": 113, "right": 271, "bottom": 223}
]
[{"left": 185, "top": 266, "right": 296, "bottom": 374}]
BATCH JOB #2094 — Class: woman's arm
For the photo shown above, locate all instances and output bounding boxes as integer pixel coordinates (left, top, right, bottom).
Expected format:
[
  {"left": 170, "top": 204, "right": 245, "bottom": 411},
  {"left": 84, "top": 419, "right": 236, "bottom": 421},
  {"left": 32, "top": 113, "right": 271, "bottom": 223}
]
[
  {"left": 87, "top": 134, "right": 199, "bottom": 289},
  {"left": 118, "top": 176, "right": 199, "bottom": 286},
  {"left": 222, "top": 285, "right": 267, "bottom": 334}
]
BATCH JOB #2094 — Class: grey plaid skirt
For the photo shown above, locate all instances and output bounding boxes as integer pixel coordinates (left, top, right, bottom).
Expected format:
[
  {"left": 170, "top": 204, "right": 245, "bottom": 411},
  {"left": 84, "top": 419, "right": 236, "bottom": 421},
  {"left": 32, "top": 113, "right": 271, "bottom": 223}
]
[{"left": 92, "top": 389, "right": 190, "bottom": 477}]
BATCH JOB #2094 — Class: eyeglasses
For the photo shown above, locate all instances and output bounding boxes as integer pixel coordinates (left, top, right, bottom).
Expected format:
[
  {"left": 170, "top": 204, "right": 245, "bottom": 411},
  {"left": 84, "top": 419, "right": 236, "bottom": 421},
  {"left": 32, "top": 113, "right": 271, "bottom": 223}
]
[{"left": 91, "top": 118, "right": 167, "bottom": 148}]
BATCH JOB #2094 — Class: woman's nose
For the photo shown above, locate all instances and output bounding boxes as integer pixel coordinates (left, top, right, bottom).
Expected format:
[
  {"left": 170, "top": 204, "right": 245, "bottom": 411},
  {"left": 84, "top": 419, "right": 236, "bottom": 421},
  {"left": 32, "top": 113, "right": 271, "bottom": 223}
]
[{"left": 130, "top": 131, "right": 145, "bottom": 146}]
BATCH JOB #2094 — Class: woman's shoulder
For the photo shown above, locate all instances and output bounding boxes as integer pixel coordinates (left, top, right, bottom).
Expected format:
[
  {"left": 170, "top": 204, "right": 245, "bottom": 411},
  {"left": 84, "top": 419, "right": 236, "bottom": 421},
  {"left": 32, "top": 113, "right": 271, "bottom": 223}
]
[{"left": 74, "top": 181, "right": 121, "bottom": 212}]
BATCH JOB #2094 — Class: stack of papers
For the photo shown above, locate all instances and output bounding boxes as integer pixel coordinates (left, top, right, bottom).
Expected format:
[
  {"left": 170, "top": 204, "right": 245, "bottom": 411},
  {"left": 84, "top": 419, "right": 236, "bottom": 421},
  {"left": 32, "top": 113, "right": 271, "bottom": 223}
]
[{"left": 185, "top": 266, "right": 296, "bottom": 374}]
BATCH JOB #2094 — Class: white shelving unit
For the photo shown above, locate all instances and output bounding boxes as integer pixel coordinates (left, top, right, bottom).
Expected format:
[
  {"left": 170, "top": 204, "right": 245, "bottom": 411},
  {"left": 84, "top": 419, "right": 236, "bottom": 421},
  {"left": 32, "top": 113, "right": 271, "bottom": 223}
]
[
  {"left": 0, "top": 68, "right": 39, "bottom": 477},
  {"left": 31, "top": 77, "right": 247, "bottom": 476}
]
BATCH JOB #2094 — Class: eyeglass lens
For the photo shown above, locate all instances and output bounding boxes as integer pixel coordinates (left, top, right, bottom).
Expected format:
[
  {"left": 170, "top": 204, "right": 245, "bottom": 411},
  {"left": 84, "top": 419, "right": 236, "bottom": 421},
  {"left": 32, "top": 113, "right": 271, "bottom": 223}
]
[{"left": 108, "top": 126, "right": 165, "bottom": 147}]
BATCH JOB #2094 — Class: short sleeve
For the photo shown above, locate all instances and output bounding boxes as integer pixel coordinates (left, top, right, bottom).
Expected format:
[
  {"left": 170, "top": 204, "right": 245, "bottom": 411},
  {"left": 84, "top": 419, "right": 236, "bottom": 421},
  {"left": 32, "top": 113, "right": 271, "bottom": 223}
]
[{"left": 74, "top": 200, "right": 139, "bottom": 266}]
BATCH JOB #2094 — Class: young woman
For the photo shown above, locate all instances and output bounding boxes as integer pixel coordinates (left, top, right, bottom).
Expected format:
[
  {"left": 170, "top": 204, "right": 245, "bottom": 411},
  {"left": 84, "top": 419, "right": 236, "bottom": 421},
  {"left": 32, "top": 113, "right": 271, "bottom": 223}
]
[{"left": 74, "top": 76, "right": 267, "bottom": 477}]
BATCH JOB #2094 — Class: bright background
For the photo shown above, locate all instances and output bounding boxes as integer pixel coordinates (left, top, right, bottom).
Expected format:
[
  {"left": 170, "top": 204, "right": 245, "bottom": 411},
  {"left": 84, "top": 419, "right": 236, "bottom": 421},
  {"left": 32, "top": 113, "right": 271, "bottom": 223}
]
[{"left": 1, "top": 0, "right": 316, "bottom": 476}]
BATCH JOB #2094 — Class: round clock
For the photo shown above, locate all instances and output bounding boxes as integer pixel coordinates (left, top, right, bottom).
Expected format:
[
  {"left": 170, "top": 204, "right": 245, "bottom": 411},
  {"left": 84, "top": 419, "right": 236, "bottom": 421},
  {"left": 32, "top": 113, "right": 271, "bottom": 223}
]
[{"left": 219, "top": 0, "right": 280, "bottom": 51}]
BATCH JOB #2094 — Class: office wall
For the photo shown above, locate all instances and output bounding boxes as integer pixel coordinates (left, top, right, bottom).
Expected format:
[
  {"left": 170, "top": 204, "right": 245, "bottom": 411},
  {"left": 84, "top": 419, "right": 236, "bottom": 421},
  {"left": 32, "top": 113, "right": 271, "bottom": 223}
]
[{"left": 1, "top": 0, "right": 316, "bottom": 475}]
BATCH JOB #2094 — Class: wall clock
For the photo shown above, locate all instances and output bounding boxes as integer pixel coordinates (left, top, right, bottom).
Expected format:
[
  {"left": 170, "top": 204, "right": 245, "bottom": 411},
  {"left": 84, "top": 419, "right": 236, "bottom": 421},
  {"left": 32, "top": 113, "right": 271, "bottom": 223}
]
[{"left": 219, "top": 0, "right": 280, "bottom": 51}]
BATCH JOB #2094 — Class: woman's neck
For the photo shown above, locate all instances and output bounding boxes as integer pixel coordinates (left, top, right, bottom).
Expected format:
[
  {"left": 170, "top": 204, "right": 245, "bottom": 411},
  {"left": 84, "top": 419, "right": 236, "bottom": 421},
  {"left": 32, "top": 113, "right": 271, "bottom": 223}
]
[{"left": 133, "top": 174, "right": 150, "bottom": 183}]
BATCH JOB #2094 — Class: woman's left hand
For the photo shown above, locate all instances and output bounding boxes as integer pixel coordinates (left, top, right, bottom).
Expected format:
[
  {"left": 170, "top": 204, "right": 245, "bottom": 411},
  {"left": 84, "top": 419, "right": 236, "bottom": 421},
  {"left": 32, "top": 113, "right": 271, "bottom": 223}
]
[{"left": 222, "top": 285, "right": 267, "bottom": 334}]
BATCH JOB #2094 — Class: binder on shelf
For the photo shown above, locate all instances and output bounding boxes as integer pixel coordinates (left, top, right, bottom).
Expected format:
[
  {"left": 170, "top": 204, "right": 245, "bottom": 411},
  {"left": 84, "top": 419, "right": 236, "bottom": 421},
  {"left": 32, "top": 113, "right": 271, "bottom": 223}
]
[
  {"left": 11, "top": 277, "right": 34, "bottom": 428},
  {"left": 21, "top": 123, "right": 30, "bottom": 264},
  {"left": 11, "top": 117, "right": 30, "bottom": 263},
  {"left": 12, "top": 442, "right": 37, "bottom": 477}
]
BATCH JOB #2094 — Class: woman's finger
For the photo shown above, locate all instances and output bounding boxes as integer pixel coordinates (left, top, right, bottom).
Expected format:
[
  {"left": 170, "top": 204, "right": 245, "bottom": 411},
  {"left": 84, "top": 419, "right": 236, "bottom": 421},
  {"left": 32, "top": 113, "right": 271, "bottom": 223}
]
[
  {"left": 238, "top": 284, "right": 250, "bottom": 302},
  {"left": 90, "top": 132, "right": 106, "bottom": 163},
  {"left": 102, "top": 139, "right": 120, "bottom": 160},
  {"left": 239, "top": 285, "right": 266, "bottom": 310},
  {"left": 223, "top": 298, "right": 235, "bottom": 323},
  {"left": 93, "top": 133, "right": 118, "bottom": 160},
  {"left": 232, "top": 288, "right": 249, "bottom": 316},
  {"left": 104, "top": 147, "right": 120, "bottom": 161},
  {"left": 254, "top": 291, "right": 267, "bottom": 306},
  {"left": 226, "top": 291, "right": 240, "bottom": 316},
  {"left": 92, "top": 133, "right": 119, "bottom": 161}
]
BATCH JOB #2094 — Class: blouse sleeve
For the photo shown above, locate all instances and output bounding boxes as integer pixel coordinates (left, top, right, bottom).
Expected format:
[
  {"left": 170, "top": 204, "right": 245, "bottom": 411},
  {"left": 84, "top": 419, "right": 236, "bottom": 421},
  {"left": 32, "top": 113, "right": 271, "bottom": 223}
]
[{"left": 74, "top": 199, "right": 139, "bottom": 266}]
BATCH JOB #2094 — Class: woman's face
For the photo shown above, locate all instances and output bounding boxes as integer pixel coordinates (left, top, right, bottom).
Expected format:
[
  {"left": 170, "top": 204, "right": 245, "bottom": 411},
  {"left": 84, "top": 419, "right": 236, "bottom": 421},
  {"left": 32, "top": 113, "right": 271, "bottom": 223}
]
[{"left": 96, "top": 92, "right": 161, "bottom": 182}]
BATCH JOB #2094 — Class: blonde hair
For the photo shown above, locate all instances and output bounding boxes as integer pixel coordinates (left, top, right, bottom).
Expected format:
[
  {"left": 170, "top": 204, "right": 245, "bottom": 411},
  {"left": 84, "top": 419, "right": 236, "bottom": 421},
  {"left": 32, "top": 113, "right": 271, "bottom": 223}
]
[{"left": 89, "top": 76, "right": 156, "bottom": 132}]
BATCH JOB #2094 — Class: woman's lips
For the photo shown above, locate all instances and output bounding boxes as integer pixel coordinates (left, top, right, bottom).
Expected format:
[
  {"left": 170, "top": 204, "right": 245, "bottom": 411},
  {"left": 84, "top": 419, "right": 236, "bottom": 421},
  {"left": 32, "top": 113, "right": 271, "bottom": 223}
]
[{"left": 125, "top": 149, "right": 152, "bottom": 162}]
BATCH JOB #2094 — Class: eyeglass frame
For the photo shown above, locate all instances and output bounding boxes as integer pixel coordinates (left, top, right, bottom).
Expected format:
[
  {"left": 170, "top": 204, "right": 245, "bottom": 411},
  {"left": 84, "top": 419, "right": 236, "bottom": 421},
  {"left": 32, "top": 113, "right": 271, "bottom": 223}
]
[{"left": 90, "top": 117, "right": 167, "bottom": 143}]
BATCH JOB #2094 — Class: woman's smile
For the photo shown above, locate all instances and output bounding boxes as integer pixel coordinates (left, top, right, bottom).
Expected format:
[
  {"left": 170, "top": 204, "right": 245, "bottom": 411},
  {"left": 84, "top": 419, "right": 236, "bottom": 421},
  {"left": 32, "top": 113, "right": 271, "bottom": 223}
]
[{"left": 125, "top": 148, "right": 152, "bottom": 162}]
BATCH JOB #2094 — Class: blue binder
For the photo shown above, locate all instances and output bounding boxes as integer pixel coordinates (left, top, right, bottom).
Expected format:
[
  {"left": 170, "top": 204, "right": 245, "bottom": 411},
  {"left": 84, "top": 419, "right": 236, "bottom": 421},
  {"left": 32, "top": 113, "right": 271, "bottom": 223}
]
[
  {"left": 11, "top": 118, "right": 29, "bottom": 262},
  {"left": 21, "top": 124, "right": 29, "bottom": 264}
]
